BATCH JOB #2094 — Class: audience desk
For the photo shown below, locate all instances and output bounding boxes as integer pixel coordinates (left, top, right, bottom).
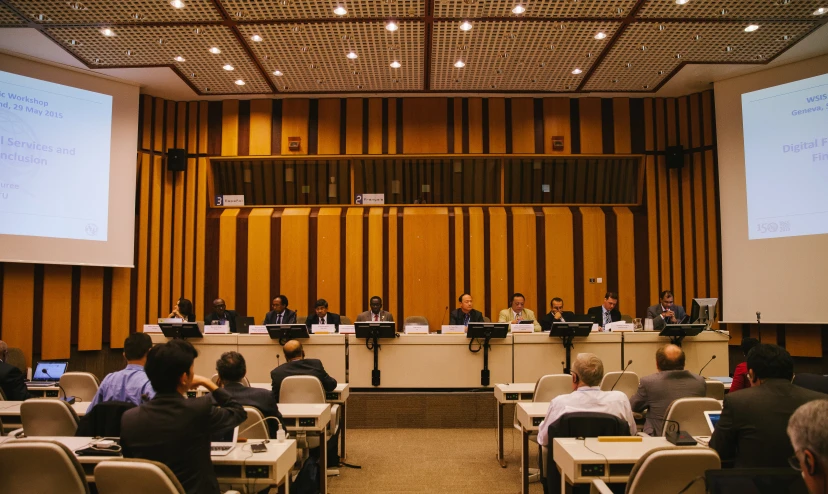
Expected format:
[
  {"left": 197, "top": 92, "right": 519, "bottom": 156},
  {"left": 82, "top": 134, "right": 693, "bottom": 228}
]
[
  {"left": 493, "top": 383, "right": 536, "bottom": 468},
  {"left": 513, "top": 332, "right": 623, "bottom": 382},
  {"left": 515, "top": 402, "right": 552, "bottom": 494},
  {"left": 278, "top": 402, "right": 331, "bottom": 494},
  {"left": 622, "top": 331, "right": 729, "bottom": 377}
]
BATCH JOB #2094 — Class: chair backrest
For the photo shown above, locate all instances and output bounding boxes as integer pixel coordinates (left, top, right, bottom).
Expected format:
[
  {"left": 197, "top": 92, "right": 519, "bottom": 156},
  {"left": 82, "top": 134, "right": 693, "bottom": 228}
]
[
  {"left": 599, "top": 371, "right": 640, "bottom": 398},
  {"left": 95, "top": 458, "right": 185, "bottom": 494},
  {"left": 483, "top": 316, "right": 491, "bottom": 322},
  {"left": 239, "top": 406, "right": 270, "bottom": 440},
  {"left": 297, "top": 315, "right": 307, "bottom": 324},
  {"left": 0, "top": 439, "right": 89, "bottom": 493},
  {"left": 621, "top": 314, "right": 633, "bottom": 323},
  {"left": 404, "top": 316, "right": 428, "bottom": 326},
  {"left": 6, "top": 347, "right": 27, "bottom": 374},
  {"left": 626, "top": 446, "right": 720, "bottom": 494},
  {"left": 533, "top": 374, "right": 572, "bottom": 403},
  {"left": 60, "top": 372, "right": 100, "bottom": 402},
  {"left": 705, "top": 380, "right": 725, "bottom": 400},
  {"left": 793, "top": 373, "right": 828, "bottom": 394},
  {"left": 548, "top": 411, "right": 631, "bottom": 439},
  {"left": 76, "top": 400, "right": 135, "bottom": 437},
  {"left": 21, "top": 399, "right": 80, "bottom": 436},
  {"left": 340, "top": 315, "right": 353, "bottom": 325},
  {"left": 663, "top": 397, "right": 722, "bottom": 437},
  {"left": 0, "top": 387, "right": 6, "bottom": 400},
  {"left": 279, "top": 375, "right": 325, "bottom": 403}
]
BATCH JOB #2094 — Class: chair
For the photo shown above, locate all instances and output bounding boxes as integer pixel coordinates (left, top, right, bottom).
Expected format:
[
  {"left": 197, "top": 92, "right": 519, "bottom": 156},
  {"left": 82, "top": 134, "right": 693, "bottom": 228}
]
[
  {"left": 60, "top": 372, "right": 100, "bottom": 402},
  {"left": 705, "top": 380, "right": 725, "bottom": 400},
  {"left": 663, "top": 397, "right": 722, "bottom": 437},
  {"left": 6, "top": 347, "right": 27, "bottom": 375},
  {"left": 95, "top": 459, "right": 185, "bottom": 494},
  {"left": 0, "top": 439, "right": 90, "bottom": 493},
  {"left": 599, "top": 371, "right": 640, "bottom": 398},
  {"left": 591, "top": 446, "right": 720, "bottom": 494},
  {"left": 211, "top": 374, "right": 250, "bottom": 387},
  {"left": 340, "top": 316, "right": 353, "bottom": 325},
  {"left": 404, "top": 316, "right": 428, "bottom": 328},
  {"left": 239, "top": 406, "right": 270, "bottom": 440},
  {"left": 519, "top": 374, "right": 572, "bottom": 483},
  {"left": 483, "top": 316, "right": 491, "bottom": 322},
  {"left": 793, "top": 373, "right": 828, "bottom": 394},
  {"left": 280, "top": 376, "right": 341, "bottom": 469},
  {"left": 76, "top": 400, "right": 135, "bottom": 437},
  {"left": 297, "top": 315, "right": 307, "bottom": 324},
  {"left": 621, "top": 314, "right": 633, "bottom": 323},
  {"left": 20, "top": 399, "right": 80, "bottom": 436}
]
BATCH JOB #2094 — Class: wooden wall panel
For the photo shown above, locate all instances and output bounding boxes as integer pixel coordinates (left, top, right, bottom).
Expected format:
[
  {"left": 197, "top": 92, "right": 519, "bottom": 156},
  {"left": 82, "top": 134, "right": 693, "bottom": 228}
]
[
  {"left": 511, "top": 207, "right": 538, "bottom": 313},
  {"left": 468, "top": 98, "right": 484, "bottom": 153},
  {"left": 110, "top": 267, "right": 131, "bottom": 348},
  {"left": 453, "top": 98, "right": 462, "bottom": 153},
  {"left": 614, "top": 207, "right": 636, "bottom": 316},
  {"left": 281, "top": 99, "right": 310, "bottom": 155},
  {"left": 403, "top": 208, "right": 449, "bottom": 331},
  {"left": 317, "top": 209, "right": 342, "bottom": 313},
  {"left": 581, "top": 207, "right": 607, "bottom": 308},
  {"left": 368, "top": 98, "right": 383, "bottom": 154},
  {"left": 346, "top": 98, "right": 363, "bottom": 155},
  {"left": 187, "top": 101, "right": 198, "bottom": 153},
  {"left": 135, "top": 154, "right": 151, "bottom": 332},
  {"left": 1, "top": 263, "right": 35, "bottom": 362},
  {"left": 280, "top": 209, "right": 311, "bottom": 315},
  {"left": 160, "top": 167, "right": 173, "bottom": 314},
  {"left": 221, "top": 100, "right": 239, "bottom": 156},
  {"left": 579, "top": 98, "right": 603, "bottom": 154},
  {"left": 41, "top": 265, "right": 72, "bottom": 360},
  {"left": 387, "top": 98, "right": 397, "bottom": 155},
  {"left": 198, "top": 101, "right": 209, "bottom": 154},
  {"left": 345, "top": 209, "right": 364, "bottom": 319},
  {"left": 194, "top": 157, "right": 208, "bottom": 320},
  {"left": 247, "top": 208, "right": 272, "bottom": 320},
  {"left": 692, "top": 153, "right": 708, "bottom": 296},
  {"left": 317, "top": 99, "right": 341, "bottom": 155},
  {"left": 367, "top": 208, "right": 384, "bottom": 299},
  {"left": 786, "top": 326, "right": 822, "bottom": 357},
  {"left": 705, "top": 149, "right": 720, "bottom": 300},
  {"left": 218, "top": 209, "right": 240, "bottom": 309},
  {"left": 249, "top": 99, "right": 272, "bottom": 155},
  {"left": 454, "top": 207, "right": 465, "bottom": 300},
  {"left": 147, "top": 156, "right": 163, "bottom": 323},
  {"left": 613, "top": 98, "right": 631, "bottom": 153},
  {"left": 172, "top": 165, "right": 185, "bottom": 304},
  {"left": 387, "top": 208, "right": 398, "bottom": 316},
  {"left": 78, "top": 266, "right": 104, "bottom": 351},
  {"left": 510, "top": 98, "right": 535, "bottom": 154},
  {"left": 488, "top": 98, "right": 507, "bottom": 153},
  {"left": 153, "top": 98, "right": 164, "bottom": 152},
  {"left": 402, "top": 98, "right": 448, "bottom": 154},
  {"left": 489, "top": 208, "right": 508, "bottom": 321},
  {"left": 468, "top": 208, "right": 486, "bottom": 314},
  {"left": 543, "top": 98, "right": 571, "bottom": 154},
  {"left": 543, "top": 208, "right": 575, "bottom": 309}
]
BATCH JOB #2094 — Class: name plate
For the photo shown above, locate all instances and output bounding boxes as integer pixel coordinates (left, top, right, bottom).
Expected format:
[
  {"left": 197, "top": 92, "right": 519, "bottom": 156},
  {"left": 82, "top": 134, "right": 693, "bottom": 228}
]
[
  {"left": 312, "top": 324, "right": 337, "bottom": 334},
  {"left": 511, "top": 324, "right": 534, "bottom": 333},
  {"left": 339, "top": 324, "right": 355, "bottom": 334},
  {"left": 143, "top": 324, "right": 162, "bottom": 333},
  {"left": 248, "top": 325, "right": 268, "bottom": 334},
  {"left": 442, "top": 325, "right": 466, "bottom": 334},
  {"left": 606, "top": 322, "right": 635, "bottom": 332},
  {"left": 205, "top": 324, "right": 230, "bottom": 334},
  {"left": 405, "top": 324, "right": 429, "bottom": 334}
]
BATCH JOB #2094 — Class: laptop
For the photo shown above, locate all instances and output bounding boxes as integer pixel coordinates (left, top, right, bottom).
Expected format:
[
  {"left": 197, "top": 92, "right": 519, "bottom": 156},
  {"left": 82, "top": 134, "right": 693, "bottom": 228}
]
[
  {"left": 236, "top": 316, "right": 255, "bottom": 334},
  {"left": 28, "top": 361, "right": 68, "bottom": 386},
  {"left": 704, "top": 410, "right": 721, "bottom": 433},
  {"left": 210, "top": 426, "right": 238, "bottom": 456}
]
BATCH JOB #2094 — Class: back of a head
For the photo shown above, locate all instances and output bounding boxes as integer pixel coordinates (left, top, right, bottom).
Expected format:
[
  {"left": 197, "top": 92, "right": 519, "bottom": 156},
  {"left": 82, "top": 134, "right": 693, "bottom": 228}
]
[
  {"left": 145, "top": 340, "right": 198, "bottom": 393},
  {"left": 740, "top": 337, "right": 760, "bottom": 357},
  {"left": 788, "top": 400, "right": 828, "bottom": 465},
  {"left": 747, "top": 343, "right": 794, "bottom": 381},
  {"left": 216, "top": 351, "right": 246, "bottom": 382},
  {"left": 123, "top": 333, "right": 153, "bottom": 361},
  {"left": 283, "top": 340, "right": 303, "bottom": 360},
  {"left": 655, "top": 344, "right": 685, "bottom": 371},
  {"left": 573, "top": 353, "right": 604, "bottom": 386}
]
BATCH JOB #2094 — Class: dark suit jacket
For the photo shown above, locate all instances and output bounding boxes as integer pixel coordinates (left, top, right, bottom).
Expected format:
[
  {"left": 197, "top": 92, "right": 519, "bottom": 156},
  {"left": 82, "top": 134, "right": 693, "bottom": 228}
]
[
  {"left": 270, "top": 359, "right": 337, "bottom": 402},
  {"left": 539, "top": 311, "right": 578, "bottom": 331},
  {"left": 587, "top": 306, "right": 622, "bottom": 326},
  {"left": 120, "top": 388, "right": 246, "bottom": 494},
  {"left": 305, "top": 312, "right": 342, "bottom": 331},
  {"left": 263, "top": 309, "right": 297, "bottom": 325},
  {"left": 646, "top": 304, "right": 687, "bottom": 331},
  {"left": 709, "top": 379, "right": 826, "bottom": 468},
  {"left": 629, "top": 370, "right": 707, "bottom": 436},
  {"left": 0, "top": 360, "right": 34, "bottom": 401},
  {"left": 204, "top": 309, "right": 239, "bottom": 333},
  {"left": 449, "top": 308, "right": 484, "bottom": 326},
  {"left": 221, "top": 381, "right": 283, "bottom": 437}
]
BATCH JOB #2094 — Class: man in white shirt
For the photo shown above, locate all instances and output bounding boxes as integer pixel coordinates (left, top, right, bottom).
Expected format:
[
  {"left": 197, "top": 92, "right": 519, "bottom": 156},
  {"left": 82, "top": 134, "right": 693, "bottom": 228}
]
[{"left": 537, "top": 352, "right": 637, "bottom": 446}]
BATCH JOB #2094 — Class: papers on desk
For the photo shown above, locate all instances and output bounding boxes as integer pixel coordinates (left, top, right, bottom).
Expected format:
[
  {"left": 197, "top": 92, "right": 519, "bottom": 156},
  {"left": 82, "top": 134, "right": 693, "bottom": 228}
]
[
  {"left": 442, "top": 325, "right": 466, "bottom": 334},
  {"left": 143, "top": 324, "right": 162, "bottom": 333}
]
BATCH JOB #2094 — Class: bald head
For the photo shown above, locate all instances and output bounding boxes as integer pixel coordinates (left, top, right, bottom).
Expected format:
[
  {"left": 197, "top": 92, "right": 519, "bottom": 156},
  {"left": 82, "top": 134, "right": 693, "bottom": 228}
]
[
  {"left": 283, "top": 340, "right": 304, "bottom": 361},
  {"left": 656, "top": 344, "right": 686, "bottom": 371}
]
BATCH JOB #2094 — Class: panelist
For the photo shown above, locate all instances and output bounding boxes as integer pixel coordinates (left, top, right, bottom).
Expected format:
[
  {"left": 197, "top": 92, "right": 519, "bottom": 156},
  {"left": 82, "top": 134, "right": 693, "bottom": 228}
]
[
  {"left": 204, "top": 298, "right": 238, "bottom": 332},
  {"left": 788, "top": 400, "right": 828, "bottom": 494},
  {"left": 449, "top": 293, "right": 484, "bottom": 327},
  {"left": 88, "top": 333, "right": 155, "bottom": 410},
  {"left": 0, "top": 340, "right": 33, "bottom": 401},
  {"left": 263, "top": 294, "right": 297, "bottom": 325},
  {"left": 356, "top": 296, "right": 394, "bottom": 322},
  {"left": 646, "top": 290, "right": 686, "bottom": 330},
  {"left": 497, "top": 292, "right": 541, "bottom": 332},
  {"left": 629, "top": 344, "right": 706, "bottom": 436},
  {"left": 305, "top": 299, "right": 341, "bottom": 331},
  {"left": 539, "top": 297, "right": 577, "bottom": 331},
  {"left": 216, "top": 351, "right": 283, "bottom": 437},
  {"left": 587, "top": 292, "right": 621, "bottom": 330},
  {"left": 168, "top": 298, "right": 195, "bottom": 322}
]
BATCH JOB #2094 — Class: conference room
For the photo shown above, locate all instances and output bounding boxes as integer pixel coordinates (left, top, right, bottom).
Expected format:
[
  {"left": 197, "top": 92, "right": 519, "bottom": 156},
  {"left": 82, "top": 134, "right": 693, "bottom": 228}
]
[{"left": 1, "top": 1, "right": 828, "bottom": 493}]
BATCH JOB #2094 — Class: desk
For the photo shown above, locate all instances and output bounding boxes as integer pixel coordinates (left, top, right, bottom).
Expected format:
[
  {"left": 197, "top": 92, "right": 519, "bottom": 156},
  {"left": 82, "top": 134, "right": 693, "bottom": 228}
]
[
  {"left": 348, "top": 333, "right": 513, "bottom": 388},
  {"left": 25, "top": 385, "right": 61, "bottom": 398},
  {"left": 513, "top": 332, "right": 623, "bottom": 383},
  {"left": 515, "top": 402, "right": 551, "bottom": 494},
  {"left": 278, "top": 403, "right": 330, "bottom": 494},
  {"left": 493, "top": 383, "right": 535, "bottom": 468},
  {"left": 149, "top": 333, "right": 239, "bottom": 378},
  {"left": 622, "top": 331, "right": 729, "bottom": 377}
]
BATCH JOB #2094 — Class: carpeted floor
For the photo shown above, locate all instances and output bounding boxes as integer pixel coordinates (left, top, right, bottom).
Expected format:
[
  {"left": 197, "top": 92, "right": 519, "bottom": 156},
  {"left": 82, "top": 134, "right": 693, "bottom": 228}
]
[{"left": 328, "top": 427, "right": 545, "bottom": 493}]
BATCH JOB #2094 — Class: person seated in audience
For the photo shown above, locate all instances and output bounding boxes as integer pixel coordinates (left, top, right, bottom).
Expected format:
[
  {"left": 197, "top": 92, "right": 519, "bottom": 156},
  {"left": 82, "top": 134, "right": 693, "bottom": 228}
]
[
  {"left": 270, "top": 340, "right": 337, "bottom": 401},
  {"left": 539, "top": 297, "right": 577, "bottom": 331},
  {"left": 498, "top": 292, "right": 542, "bottom": 332},
  {"left": 537, "top": 352, "right": 637, "bottom": 446},
  {"left": 788, "top": 400, "right": 828, "bottom": 494},
  {"left": 449, "top": 293, "right": 485, "bottom": 328},
  {"left": 356, "top": 296, "right": 394, "bottom": 322},
  {"left": 629, "top": 344, "right": 706, "bottom": 435},
  {"left": 0, "top": 340, "right": 33, "bottom": 401},
  {"left": 121, "top": 339, "right": 246, "bottom": 494},
  {"left": 710, "top": 344, "right": 824, "bottom": 468},
  {"left": 729, "top": 337, "right": 760, "bottom": 392},
  {"left": 646, "top": 289, "right": 686, "bottom": 330},
  {"left": 204, "top": 297, "right": 238, "bottom": 332},
  {"left": 263, "top": 294, "right": 296, "bottom": 325},
  {"left": 304, "top": 299, "right": 341, "bottom": 331},
  {"left": 88, "top": 333, "right": 155, "bottom": 410},
  {"left": 587, "top": 292, "right": 622, "bottom": 330},
  {"left": 216, "top": 351, "right": 283, "bottom": 437},
  {"left": 169, "top": 297, "right": 195, "bottom": 322}
]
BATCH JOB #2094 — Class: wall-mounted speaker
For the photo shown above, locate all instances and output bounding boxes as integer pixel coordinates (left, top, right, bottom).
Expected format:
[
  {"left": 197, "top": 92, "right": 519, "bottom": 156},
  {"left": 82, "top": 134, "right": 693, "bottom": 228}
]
[
  {"left": 666, "top": 145, "right": 684, "bottom": 169},
  {"left": 167, "top": 148, "right": 187, "bottom": 172}
]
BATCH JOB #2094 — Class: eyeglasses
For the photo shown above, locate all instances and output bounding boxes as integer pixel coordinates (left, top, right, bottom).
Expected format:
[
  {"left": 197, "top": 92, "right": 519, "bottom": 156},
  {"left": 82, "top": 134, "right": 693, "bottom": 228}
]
[{"left": 788, "top": 451, "right": 803, "bottom": 472}]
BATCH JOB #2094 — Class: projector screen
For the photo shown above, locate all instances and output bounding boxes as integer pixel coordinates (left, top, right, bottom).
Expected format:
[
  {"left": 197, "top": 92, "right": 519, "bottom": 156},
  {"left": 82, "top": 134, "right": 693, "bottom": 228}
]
[
  {"left": 716, "top": 54, "right": 828, "bottom": 324},
  {"left": 0, "top": 53, "right": 138, "bottom": 267}
]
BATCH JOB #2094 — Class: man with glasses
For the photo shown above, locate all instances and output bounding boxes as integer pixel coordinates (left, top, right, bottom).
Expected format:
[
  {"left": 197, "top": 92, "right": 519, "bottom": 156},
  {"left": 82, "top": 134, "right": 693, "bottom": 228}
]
[
  {"left": 788, "top": 400, "right": 828, "bottom": 494},
  {"left": 204, "top": 298, "right": 239, "bottom": 333},
  {"left": 263, "top": 294, "right": 296, "bottom": 325}
]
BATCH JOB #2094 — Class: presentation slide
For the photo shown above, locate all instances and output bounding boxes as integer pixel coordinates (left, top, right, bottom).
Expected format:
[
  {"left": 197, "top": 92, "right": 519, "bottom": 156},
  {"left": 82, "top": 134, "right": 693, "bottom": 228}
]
[
  {"left": 741, "top": 72, "right": 828, "bottom": 240},
  {"left": 0, "top": 69, "right": 112, "bottom": 241}
]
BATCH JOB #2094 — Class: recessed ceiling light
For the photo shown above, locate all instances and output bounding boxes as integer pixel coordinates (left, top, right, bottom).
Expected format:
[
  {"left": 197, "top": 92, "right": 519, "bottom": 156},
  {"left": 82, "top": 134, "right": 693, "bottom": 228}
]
[
  {"left": 234, "top": 11, "right": 247, "bottom": 18},
  {"left": 342, "top": 35, "right": 352, "bottom": 41},
  {"left": 694, "top": 34, "right": 702, "bottom": 40},
  {"left": 301, "top": 46, "right": 310, "bottom": 53},
  {"left": 625, "top": 62, "right": 632, "bottom": 68},
  {"left": 720, "top": 8, "right": 729, "bottom": 15},
  {"left": 280, "top": 0, "right": 292, "bottom": 5},
  {"left": 357, "top": 84, "right": 363, "bottom": 89},
  {"left": 205, "top": 87, "right": 210, "bottom": 92},
  {"left": 132, "top": 13, "right": 145, "bottom": 20},
  {"left": 101, "top": 28, "right": 115, "bottom": 36},
  {"left": 594, "top": 32, "right": 607, "bottom": 40},
  {"left": 813, "top": 7, "right": 827, "bottom": 15},
  {"left": 157, "top": 38, "right": 164, "bottom": 44},
  {"left": 386, "top": 21, "right": 399, "bottom": 31},
  {"left": 676, "top": 0, "right": 689, "bottom": 4},
  {"left": 756, "top": 54, "right": 765, "bottom": 60},
  {"left": 393, "top": 78, "right": 399, "bottom": 83},
  {"left": 777, "top": 0, "right": 791, "bottom": 4},
  {"left": 273, "top": 70, "right": 284, "bottom": 76},
  {"left": 724, "top": 45, "right": 734, "bottom": 52},
  {"left": 282, "top": 86, "right": 289, "bottom": 90},
  {"left": 658, "top": 70, "right": 665, "bottom": 75},
  {"left": 612, "top": 78, "right": 619, "bottom": 83},
  {"left": 347, "top": 51, "right": 358, "bottom": 59},
  {"left": 496, "top": 69, "right": 502, "bottom": 74},
  {"left": 190, "top": 72, "right": 196, "bottom": 77},
  {"left": 511, "top": 5, "right": 525, "bottom": 14},
  {"left": 454, "top": 60, "right": 465, "bottom": 68},
  {"left": 209, "top": 47, "right": 221, "bottom": 54},
  {"left": 68, "top": 2, "right": 86, "bottom": 10},
  {"left": 251, "top": 34, "right": 263, "bottom": 42},
  {"left": 292, "top": 26, "right": 303, "bottom": 33},
  {"left": 491, "top": 84, "right": 497, "bottom": 89},
  {"left": 643, "top": 84, "right": 650, "bottom": 89},
  {"left": 460, "top": 21, "right": 473, "bottom": 31},
  {"left": 170, "top": 0, "right": 185, "bottom": 8},
  {"left": 500, "top": 53, "right": 508, "bottom": 58},
  {"left": 69, "top": 39, "right": 79, "bottom": 45},
  {"left": 193, "top": 28, "right": 203, "bottom": 34},
  {"left": 333, "top": 6, "right": 347, "bottom": 15},
  {"left": 352, "top": 70, "right": 361, "bottom": 75},
  {"left": 93, "top": 58, "right": 101, "bottom": 64},
  {"left": 676, "top": 53, "right": 682, "bottom": 59},
  {"left": 547, "top": 45, "right": 555, "bottom": 50},
  {"left": 235, "top": 80, "right": 245, "bottom": 86},
  {"left": 641, "top": 45, "right": 648, "bottom": 51},
  {"left": 587, "top": 52, "right": 593, "bottom": 58},
  {"left": 309, "top": 63, "right": 317, "bottom": 69},
  {"left": 223, "top": 64, "right": 234, "bottom": 71},
  {"left": 390, "top": 61, "right": 401, "bottom": 68},
  {"left": 745, "top": 24, "right": 759, "bottom": 32},
  {"left": 538, "top": 62, "right": 546, "bottom": 68},
  {"left": 125, "top": 49, "right": 134, "bottom": 56},
  {"left": 572, "top": 68, "right": 582, "bottom": 74},
  {"left": 658, "top": 24, "right": 666, "bottom": 31},
  {"left": 779, "top": 35, "right": 792, "bottom": 40},
  {"left": 174, "top": 56, "right": 185, "bottom": 62}
]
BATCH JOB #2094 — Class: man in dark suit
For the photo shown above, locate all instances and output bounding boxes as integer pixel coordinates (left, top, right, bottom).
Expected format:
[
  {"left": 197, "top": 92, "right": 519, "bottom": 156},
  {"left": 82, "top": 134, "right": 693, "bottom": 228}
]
[
  {"left": 449, "top": 293, "right": 485, "bottom": 327},
  {"left": 0, "top": 340, "right": 33, "bottom": 401},
  {"left": 263, "top": 294, "right": 297, "bottom": 325},
  {"left": 587, "top": 292, "right": 622, "bottom": 330},
  {"left": 539, "top": 297, "right": 578, "bottom": 331},
  {"left": 355, "top": 296, "right": 395, "bottom": 322},
  {"left": 270, "top": 340, "right": 337, "bottom": 402},
  {"left": 646, "top": 290, "right": 687, "bottom": 331},
  {"left": 710, "top": 344, "right": 825, "bottom": 468},
  {"left": 304, "top": 299, "right": 342, "bottom": 331},
  {"left": 216, "top": 351, "right": 283, "bottom": 437},
  {"left": 204, "top": 298, "right": 239, "bottom": 333},
  {"left": 629, "top": 344, "right": 706, "bottom": 435},
  {"left": 121, "top": 339, "right": 247, "bottom": 493}
]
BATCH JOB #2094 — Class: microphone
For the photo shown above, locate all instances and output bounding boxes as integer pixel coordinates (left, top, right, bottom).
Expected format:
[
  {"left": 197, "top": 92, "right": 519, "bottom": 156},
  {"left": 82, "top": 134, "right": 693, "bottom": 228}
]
[
  {"left": 756, "top": 311, "right": 761, "bottom": 324},
  {"left": 610, "top": 360, "right": 633, "bottom": 391},
  {"left": 561, "top": 361, "right": 566, "bottom": 373},
  {"left": 698, "top": 355, "right": 716, "bottom": 378},
  {"left": 441, "top": 306, "right": 449, "bottom": 324},
  {"left": 43, "top": 370, "right": 76, "bottom": 404},
  {"left": 647, "top": 416, "right": 697, "bottom": 446}
]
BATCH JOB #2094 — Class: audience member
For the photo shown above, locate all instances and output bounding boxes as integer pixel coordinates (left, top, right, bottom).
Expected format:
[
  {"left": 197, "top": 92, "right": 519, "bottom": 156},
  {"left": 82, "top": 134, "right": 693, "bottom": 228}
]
[
  {"left": 0, "top": 340, "right": 33, "bottom": 401},
  {"left": 88, "top": 333, "right": 155, "bottom": 410},
  {"left": 788, "top": 400, "right": 828, "bottom": 494},
  {"left": 729, "top": 337, "right": 760, "bottom": 392},
  {"left": 270, "top": 340, "right": 337, "bottom": 401},
  {"left": 216, "top": 351, "right": 283, "bottom": 437}
]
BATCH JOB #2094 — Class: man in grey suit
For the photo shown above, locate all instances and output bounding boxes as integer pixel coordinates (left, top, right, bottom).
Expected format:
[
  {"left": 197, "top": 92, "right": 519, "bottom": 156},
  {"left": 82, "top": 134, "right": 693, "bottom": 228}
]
[
  {"left": 355, "top": 296, "right": 394, "bottom": 322},
  {"left": 646, "top": 290, "right": 686, "bottom": 331},
  {"left": 630, "top": 344, "right": 706, "bottom": 436}
]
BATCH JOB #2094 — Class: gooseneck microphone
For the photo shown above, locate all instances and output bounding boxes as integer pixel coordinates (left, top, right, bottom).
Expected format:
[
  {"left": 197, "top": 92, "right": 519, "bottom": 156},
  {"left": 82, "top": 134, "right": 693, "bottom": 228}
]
[
  {"left": 43, "top": 369, "right": 76, "bottom": 404},
  {"left": 441, "top": 306, "right": 449, "bottom": 324},
  {"left": 610, "top": 360, "right": 633, "bottom": 391},
  {"left": 698, "top": 355, "right": 716, "bottom": 378}
]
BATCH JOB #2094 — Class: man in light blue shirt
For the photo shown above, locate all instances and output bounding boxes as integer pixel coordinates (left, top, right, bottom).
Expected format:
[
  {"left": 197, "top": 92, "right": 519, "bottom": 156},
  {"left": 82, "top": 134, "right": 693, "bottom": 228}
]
[{"left": 88, "top": 333, "right": 155, "bottom": 410}]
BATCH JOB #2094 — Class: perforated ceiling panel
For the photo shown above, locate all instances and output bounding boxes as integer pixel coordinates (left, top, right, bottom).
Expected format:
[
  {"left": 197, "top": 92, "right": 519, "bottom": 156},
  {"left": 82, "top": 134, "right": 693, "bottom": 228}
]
[
  {"left": 431, "top": 20, "right": 621, "bottom": 91},
  {"left": 4, "top": 0, "right": 222, "bottom": 24},
  {"left": 0, "top": 3, "right": 26, "bottom": 26},
  {"left": 583, "top": 21, "right": 820, "bottom": 91},
  {"left": 45, "top": 24, "right": 272, "bottom": 93},
  {"left": 219, "top": 0, "right": 425, "bottom": 20},
  {"left": 238, "top": 21, "right": 424, "bottom": 92},
  {"left": 637, "top": 0, "right": 828, "bottom": 21},
  {"left": 434, "top": 0, "right": 637, "bottom": 19}
]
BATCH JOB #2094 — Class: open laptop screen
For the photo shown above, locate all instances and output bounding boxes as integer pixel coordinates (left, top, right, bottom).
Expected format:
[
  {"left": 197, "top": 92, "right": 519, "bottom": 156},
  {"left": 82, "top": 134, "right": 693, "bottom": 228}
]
[
  {"left": 210, "top": 426, "right": 238, "bottom": 443},
  {"left": 704, "top": 411, "right": 722, "bottom": 433},
  {"left": 32, "top": 361, "right": 68, "bottom": 381}
]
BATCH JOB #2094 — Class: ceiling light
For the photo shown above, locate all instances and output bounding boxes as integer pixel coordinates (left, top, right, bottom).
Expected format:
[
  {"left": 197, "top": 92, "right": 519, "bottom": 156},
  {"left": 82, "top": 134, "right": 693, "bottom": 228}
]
[
  {"left": 658, "top": 70, "right": 665, "bottom": 75},
  {"left": 209, "top": 47, "right": 221, "bottom": 54},
  {"left": 813, "top": 7, "right": 827, "bottom": 15},
  {"left": 386, "top": 21, "right": 399, "bottom": 31},
  {"left": 720, "top": 8, "right": 729, "bottom": 14},
  {"left": 454, "top": 60, "right": 465, "bottom": 68},
  {"left": 625, "top": 62, "right": 632, "bottom": 68},
  {"left": 352, "top": 70, "right": 361, "bottom": 75},
  {"left": 69, "top": 39, "right": 79, "bottom": 45},
  {"left": 125, "top": 49, "right": 134, "bottom": 56},
  {"left": 170, "top": 0, "right": 185, "bottom": 8},
  {"left": 491, "top": 84, "right": 497, "bottom": 89},
  {"left": 347, "top": 51, "right": 358, "bottom": 59},
  {"left": 69, "top": 2, "right": 86, "bottom": 9},
  {"left": 643, "top": 84, "right": 650, "bottom": 89},
  {"left": 174, "top": 56, "right": 185, "bottom": 62},
  {"left": 223, "top": 64, "right": 234, "bottom": 71},
  {"left": 511, "top": 5, "right": 525, "bottom": 14},
  {"left": 594, "top": 32, "right": 607, "bottom": 40},
  {"left": 205, "top": 87, "right": 210, "bottom": 92},
  {"left": 132, "top": 13, "right": 145, "bottom": 20},
  {"left": 756, "top": 54, "right": 765, "bottom": 60},
  {"left": 390, "top": 61, "right": 401, "bottom": 68},
  {"left": 357, "top": 84, "right": 363, "bottom": 89},
  {"left": 333, "top": 6, "right": 347, "bottom": 15},
  {"left": 101, "top": 28, "right": 115, "bottom": 36},
  {"left": 745, "top": 24, "right": 759, "bottom": 32},
  {"left": 694, "top": 34, "right": 702, "bottom": 40},
  {"left": 460, "top": 21, "right": 473, "bottom": 31},
  {"left": 641, "top": 45, "right": 647, "bottom": 51},
  {"left": 676, "top": 0, "right": 689, "bottom": 4},
  {"left": 273, "top": 70, "right": 284, "bottom": 76},
  {"left": 251, "top": 34, "right": 263, "bottom": 42},
  {"left": 572, "top": 68, "right": 582, "bottom": 74},
  {"left": 235, "top": 80, "right": 245, "bottom": 86},
  {"left": 676, "top": 53, "right": 682, "bottom": 59},
  {"left": 724, "top": 46, "right": 734, "bottom": 52},
  {"left": 190, "top": 72, "right": 196, "bottom": 77},
  {"left": 658, "top": 24, "right": 666, "bottom": 31}
]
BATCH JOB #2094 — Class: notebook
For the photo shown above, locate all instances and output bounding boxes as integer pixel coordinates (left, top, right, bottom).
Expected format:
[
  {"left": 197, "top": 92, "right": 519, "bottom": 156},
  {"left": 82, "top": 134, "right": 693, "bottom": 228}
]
[
  {"left": 28, "top": 361, "right": 68, "bottom": 386},
  {"left": 210, "top": 426, "right": 238, "bottom": 456}
]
